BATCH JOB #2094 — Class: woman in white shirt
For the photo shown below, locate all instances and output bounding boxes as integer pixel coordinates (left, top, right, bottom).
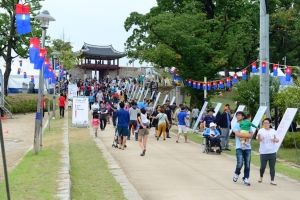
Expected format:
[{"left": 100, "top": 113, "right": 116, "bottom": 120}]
[{"left": 256, "top": 118, "right": 279, "bottom": 186}]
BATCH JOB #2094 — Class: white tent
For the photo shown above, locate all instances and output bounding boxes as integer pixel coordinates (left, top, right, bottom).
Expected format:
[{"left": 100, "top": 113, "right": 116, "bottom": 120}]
[{"left": 0, "top": 59, "right": 54, "bottom": 93}]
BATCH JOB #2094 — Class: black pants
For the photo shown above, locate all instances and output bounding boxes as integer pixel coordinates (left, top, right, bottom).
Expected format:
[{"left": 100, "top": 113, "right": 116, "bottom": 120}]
[
  {"left": 59, "top": 106, "right": 64, "bottom": 117},
  {"left": 260, "top": 153, "right": 276, "bottom": 181},
  {"left": 89, "top": 102, "right": 93, "bottom": 110},
  {"left": 128, "top": 120, "right": 137, "bottom": 140},
  {"left": 100, "top": 119, "right": 107, "bottom": 130},
  {"left": 209, "top": 137, "right": 221, "bottom": 147}
]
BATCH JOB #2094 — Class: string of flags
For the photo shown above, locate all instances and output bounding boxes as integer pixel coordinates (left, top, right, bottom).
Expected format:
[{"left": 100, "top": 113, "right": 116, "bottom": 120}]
[
  {"left": 14, "top": 3, "right": 61, "bottom": 85},
  {"left": 170, "top": 60, "right": 293, "bottom": 90}
]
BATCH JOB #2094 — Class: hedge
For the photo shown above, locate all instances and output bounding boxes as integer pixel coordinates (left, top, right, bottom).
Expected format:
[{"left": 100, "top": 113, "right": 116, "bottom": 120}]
[{"left": 282, "top": 132, "right": 300, "bottom": 148}]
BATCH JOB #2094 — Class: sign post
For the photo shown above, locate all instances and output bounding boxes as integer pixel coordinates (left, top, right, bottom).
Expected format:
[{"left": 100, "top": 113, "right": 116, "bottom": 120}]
[
  {"left": 138, "top": 88, "right": 144, "bottom": 102},
  {"left": 192, "top": 101, "right": 209, "bottom": 132},
  {"left": 68, "top": 84, "right": 77, "bottom": 100},
  {"left": 72, "top": 97, "right": 89, "bottom": 127},
  {"left": 143, "top": 88, "right": 149, "bottom": 99},
  {"left": 152, "top": 92, "right": 161, "bottom": 110},
  {"left": 170, "top": 96, "right": 176, "bottom": 105},
  {"left": 275, "top": 108, "right": 298, "bottom": 152},
  {"left": 162, "top": 94, "right": 168, "bottom": 105},
  {"left": 213, "top": 103, "right": 222, "bottom": 117}
]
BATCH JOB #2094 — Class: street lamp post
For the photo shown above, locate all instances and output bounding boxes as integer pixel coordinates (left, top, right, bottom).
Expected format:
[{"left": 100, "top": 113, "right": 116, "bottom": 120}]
[
  {"left": 33, "top": 10, "right": 55, "bottom": 154},
  {"left": 50, "top": 51, "right": 61, "bottom": 119}
]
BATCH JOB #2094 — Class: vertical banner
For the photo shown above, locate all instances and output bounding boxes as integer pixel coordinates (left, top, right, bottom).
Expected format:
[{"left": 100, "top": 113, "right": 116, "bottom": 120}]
[
  {"left": 230, "top": 105, "right": 246, "bottom": 131},
  {"left": 170, "top": 96, "right": 176, "bottom": 105},
  {"left": 250, "top": 106, "right": 267, "bottom": 133},
  {"left": 162, "top": 94, "right": 168, "bottom": 105},
  {"left": 275, "top": 108, "right": 298, "bottom": 152},
  {"left": 132, "top": 87, "right": 139, "bottom": 100},
  {"left": 150, "top": 91, "right": 155, "bottom": 100},
  {"left": 138, "top": 88, "right": 144, "bottom": 102},
  {"left": 68, "top": 84, "right": 77, "bottom": 100},
  {"left": 152, "top": 92, "right": 161, "bottom": 110},
  {"left": 213, "top": 103, "right": 222, "bottom": 117},
  {"left": 192, "top": 101, "right": 209, "bottom": 132},
  {"left": 72, "top": 97, "right": 89, "bottom": 127},
  {"left": 144, "top": 88, "right": 149, "bottom": 99}
]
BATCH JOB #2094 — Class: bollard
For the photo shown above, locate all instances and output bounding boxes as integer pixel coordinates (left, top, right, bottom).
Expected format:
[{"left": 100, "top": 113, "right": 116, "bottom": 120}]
[{"left": 52, "top": 95, "right": 56, "bottom": 119}]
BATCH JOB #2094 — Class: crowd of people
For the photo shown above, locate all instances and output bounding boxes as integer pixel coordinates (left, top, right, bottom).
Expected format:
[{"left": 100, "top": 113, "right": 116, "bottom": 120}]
[{"left": 68, "top": 75, "right": 280, "bottom": 187}]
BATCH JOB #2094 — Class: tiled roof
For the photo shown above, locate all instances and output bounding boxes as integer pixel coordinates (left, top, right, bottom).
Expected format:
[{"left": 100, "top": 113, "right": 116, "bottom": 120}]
[{"left": 81, "top": 43, "right": 124, "bottom": 58}]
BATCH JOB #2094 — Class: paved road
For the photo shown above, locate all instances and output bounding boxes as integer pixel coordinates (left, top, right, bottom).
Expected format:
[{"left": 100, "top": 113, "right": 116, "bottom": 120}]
[{"left": 98, "top": 124, "right": 300, "bottom": 200}]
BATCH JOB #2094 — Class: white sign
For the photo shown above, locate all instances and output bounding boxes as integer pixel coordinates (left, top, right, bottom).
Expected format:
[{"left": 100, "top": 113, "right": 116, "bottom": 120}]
[
  {"left": 170, "top": 96, "right": 176, "bottom": 105},
  {"left": 162, "top": 94, "right": 168, "bottom": 105},
  {"left": 132, "top": 87, "right": 139, "bottom": 100},
  {"left": 275, "top": 108, "right": 298, "bottom": 152},
  {"left": 144, "top": 88, "right": 149, "bottom": 99},
  {"left": 192, "top": 101, "right": 209, "bottom": 132},
  {"left": 251, "top": 106, "right": 267, "bottom": 133},
  {"left": 150, "top": 91, "right": 155, "bottom": 100},
  {"left": 152, "top": 92, "right": 161, "bottom": 110},
  {"left": 230, "top": 105, "right": 246, "bottom": 130},
  {"left": 213, "top": 103, "right": 222, "bottom": 117},
  {"left": 68, "top": 84, "right": 77, "bottom": 100},
  {"left": 138, "top": 88, "right": 144, "bottom": 102},
  {"left": 72, "top": 97, "right": 89, "bottom": 127}
]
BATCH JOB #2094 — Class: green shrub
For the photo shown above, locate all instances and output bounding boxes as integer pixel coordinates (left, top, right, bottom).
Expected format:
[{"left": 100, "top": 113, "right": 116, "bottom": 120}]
[
  {"left": 282, "top": 132, "right": 300, "bottom": 148},
  {"left": 5, "top": 97, "right": 54, "bottom": 114}
]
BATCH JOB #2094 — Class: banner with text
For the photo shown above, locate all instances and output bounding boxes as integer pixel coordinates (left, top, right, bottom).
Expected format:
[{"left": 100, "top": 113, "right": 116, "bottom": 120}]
[{"left": 72, "top": 97, "right": 89, "bottom": 127}]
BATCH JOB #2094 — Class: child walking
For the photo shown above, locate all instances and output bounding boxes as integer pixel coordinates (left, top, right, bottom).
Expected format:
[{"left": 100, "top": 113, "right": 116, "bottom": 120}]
[
  {"left": 92, "top": 113, "right": 100, "bottom": 137},
  {"left": 239, "top": 114, "right": 257, "bottom": 149}
]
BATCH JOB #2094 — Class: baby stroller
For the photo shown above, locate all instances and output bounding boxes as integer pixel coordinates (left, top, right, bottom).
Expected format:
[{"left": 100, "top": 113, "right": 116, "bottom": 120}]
[
  {"left": 111, "top": 127, "right": 126, "bottom": 148},
  {"left": 112, "top": 127, "right": 119, "bottom": 148}
]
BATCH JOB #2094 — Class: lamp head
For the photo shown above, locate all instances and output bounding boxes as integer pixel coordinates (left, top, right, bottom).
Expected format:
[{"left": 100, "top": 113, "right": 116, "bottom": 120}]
[{"left": 35, "top": 10, "right": 55, "bottom": 29}]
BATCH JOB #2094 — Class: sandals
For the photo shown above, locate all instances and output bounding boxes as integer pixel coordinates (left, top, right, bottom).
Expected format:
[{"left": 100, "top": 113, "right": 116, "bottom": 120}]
[{"left": 258, "top": 178, "right": 263, "bottom": 183}]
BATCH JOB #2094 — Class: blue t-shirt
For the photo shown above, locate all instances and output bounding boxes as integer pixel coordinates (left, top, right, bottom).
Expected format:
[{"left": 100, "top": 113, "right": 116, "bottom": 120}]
[
  {"left": 177, "top": 111, "right": 186, "bottom": 126},
  {"left": 88, "top": 96, "right": 94, "bottom": 103},
  {"left": 233, "top": 122, "right": 252, "bottom": 150},
  {"left": 116, "top": 109, "right": 130, "bottom": 128},
  {"left": 204, "top": 115, "right": 216, "bottom": 128}
]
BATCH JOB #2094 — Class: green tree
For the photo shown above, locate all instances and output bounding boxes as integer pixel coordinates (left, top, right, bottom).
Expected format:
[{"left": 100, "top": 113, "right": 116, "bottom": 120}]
[
  {"left": 124, "top": 0, "right": 260, "bottom": 105},
  {"left": 231, "top": 76, "right": 280, "bottom": 117},
  {"left": 47, "top": 38, "right": 80, "bottom": 70},
  {"left": 274, "top": 79, "right": 300, "bottom": 121},
  {"left": 0, "top": 0, "right": 42, "bottom": 96}
]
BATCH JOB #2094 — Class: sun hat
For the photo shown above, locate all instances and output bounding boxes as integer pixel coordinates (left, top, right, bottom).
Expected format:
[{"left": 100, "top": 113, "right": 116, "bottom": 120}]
[{"left": 209, "top": 122, "right": 216, "bottom": 127}]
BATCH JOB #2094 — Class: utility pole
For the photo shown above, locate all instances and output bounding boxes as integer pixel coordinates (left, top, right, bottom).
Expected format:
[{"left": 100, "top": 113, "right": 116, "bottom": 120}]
[{"left": 259, "top": 0, "right": 270, "bottom": 117}]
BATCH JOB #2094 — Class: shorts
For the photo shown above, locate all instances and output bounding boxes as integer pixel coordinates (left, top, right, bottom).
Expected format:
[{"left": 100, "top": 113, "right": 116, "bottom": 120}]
[
  {"left": 93, "top": 126, "right": 98, "bottom": 132},
  {"left": 138, "top": 128, "right": 149, "bottom": 136},
  {"left": 240, "top": 130, "right": 249, "bottom": 137},
  {"left": 178, "top": 125, "right": 187, "bottom": 133},
  {"left": 117, "top": 127, "right": 129, "bottom": 137},
  {"left": 155, "top": 124, "right": 158, "bottom": 130},
  {"left": 129, "top": 120, "right": 137, "bottom": 129}
]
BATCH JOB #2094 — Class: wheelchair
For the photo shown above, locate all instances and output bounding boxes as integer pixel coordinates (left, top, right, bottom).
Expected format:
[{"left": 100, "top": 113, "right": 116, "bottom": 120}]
[{"left": 201, "top": 134, "right": 225, "bottom": 154}]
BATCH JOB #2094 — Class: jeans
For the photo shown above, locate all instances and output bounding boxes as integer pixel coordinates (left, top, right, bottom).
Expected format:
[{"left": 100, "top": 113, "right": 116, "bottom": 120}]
[
  {"left": 190, "top": 117, "right": 197, "bottom": 128},
  {"left": 59, "top": 106, "right": 64, "bottom": 117},
  {"left": 112, "top": 117, "right": 117, "bottom": 127},
  {"left": 100, "top": 119, "right": 106, "bottom": 130},
  {"left": 235, "top": 149, "right": 251, "bottom": 179}
]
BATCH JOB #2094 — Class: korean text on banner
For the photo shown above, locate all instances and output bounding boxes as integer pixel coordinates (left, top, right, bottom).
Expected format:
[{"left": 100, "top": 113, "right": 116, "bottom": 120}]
[
  {"left": 68, "top": 84, "right": 77, "bottom": 99},
  {"left": 72, "top": 97, "right": 89, "bottom": 127}
]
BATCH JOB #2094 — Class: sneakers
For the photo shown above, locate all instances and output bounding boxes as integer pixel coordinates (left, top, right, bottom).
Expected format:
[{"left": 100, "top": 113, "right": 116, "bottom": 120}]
[
  {"left": 243, "top": 178, "right": 251, "bottom": 186},
  {"left": 233, "top": 174, "right": 239, "bottom": 182}
]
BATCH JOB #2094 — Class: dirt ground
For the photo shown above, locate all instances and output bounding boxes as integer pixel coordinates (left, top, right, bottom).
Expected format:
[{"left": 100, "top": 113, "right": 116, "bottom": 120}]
[{"left": 0, "top": 113, "right": 49, "bottom": 181}]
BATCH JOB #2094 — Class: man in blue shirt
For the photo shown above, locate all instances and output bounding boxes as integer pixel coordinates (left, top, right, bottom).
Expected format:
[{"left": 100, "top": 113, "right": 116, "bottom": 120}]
[
  {"left": 232, "top": 111, "right": 253, "bottom": 186},
  {"left": 115, "top": 101, "right": 130, "bottom": 150},
  {"left": 176, "top": 107, "right": 188, "bottom": 143},
  {"left": 203, "top": 108, "right": 216, "bottom": 128}
]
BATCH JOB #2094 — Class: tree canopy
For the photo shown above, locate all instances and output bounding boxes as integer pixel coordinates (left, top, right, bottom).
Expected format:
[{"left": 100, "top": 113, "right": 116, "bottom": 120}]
[{"left": 0, "top": 0, "right": 42, "bottom": 95}]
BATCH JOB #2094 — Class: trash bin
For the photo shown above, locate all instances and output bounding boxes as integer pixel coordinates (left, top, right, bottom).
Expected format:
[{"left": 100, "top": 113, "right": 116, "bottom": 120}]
[{"left": 22, "top": 82, "right": 28, "bottom": 94}]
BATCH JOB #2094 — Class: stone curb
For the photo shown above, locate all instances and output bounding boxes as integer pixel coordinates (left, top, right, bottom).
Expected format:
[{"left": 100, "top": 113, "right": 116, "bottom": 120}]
[
  {"left": 55, "top": 112, "right": 71, "bottom": 200},
  {"left": 88, "top": 128, "right": 143, "bottom": 200}
]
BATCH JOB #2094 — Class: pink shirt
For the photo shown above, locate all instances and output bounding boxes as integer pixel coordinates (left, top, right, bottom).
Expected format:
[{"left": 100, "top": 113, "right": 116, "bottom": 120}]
[{"left": 92, "top": 118, "right": 100, "bottom": 127}]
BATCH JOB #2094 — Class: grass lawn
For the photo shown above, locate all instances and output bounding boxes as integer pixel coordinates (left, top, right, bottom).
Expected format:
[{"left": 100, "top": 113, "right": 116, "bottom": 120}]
[
  {"left": 0, "top": 111, "right": 64, "bottom": 199},
  {"left": 69, "top": 111, "right": 125, "bottom": 200},
  {"left": 177, "top": 129, "right": 300, "bottom": 182}
]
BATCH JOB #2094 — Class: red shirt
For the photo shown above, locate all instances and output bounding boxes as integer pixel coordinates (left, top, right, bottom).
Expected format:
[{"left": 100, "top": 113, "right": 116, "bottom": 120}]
[
  {"left": 59, "top": 96, "right": 66, "bottom": 106},
  {"left": 40, "top": 97, "right": 46, "bottom": 108}
]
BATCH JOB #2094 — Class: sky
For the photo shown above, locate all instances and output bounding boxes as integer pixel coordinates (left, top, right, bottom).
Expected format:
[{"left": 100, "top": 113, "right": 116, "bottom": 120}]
[{"left": 40, "top": 0, "right": 157, "bottom": 67}]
